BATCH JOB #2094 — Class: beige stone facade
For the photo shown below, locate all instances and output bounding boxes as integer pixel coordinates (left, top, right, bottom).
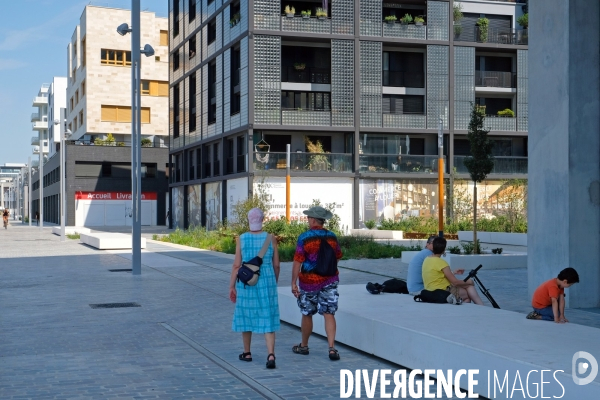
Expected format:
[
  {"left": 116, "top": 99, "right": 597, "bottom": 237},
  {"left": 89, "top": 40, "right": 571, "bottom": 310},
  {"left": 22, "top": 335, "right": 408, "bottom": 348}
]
[{"left": 67, "top": 6, "right": 168, "bottom": 145}]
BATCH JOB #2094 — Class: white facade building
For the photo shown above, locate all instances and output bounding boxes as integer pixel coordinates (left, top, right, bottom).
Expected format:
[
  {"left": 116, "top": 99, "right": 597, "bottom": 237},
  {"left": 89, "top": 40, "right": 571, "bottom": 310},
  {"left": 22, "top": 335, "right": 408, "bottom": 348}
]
[
  {"left": 47, "top": 77, "right": 68, "bottom": 158},
  {"left": 31, "top": 84, "right": 50, "bottom": 162}
]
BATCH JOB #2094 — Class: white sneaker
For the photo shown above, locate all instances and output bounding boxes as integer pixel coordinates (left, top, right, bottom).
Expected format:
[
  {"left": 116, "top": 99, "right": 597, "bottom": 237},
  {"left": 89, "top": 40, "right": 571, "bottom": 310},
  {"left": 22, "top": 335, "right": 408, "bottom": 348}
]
[{"left": 447, "top": 294, "right": 463, "bottom": 305}]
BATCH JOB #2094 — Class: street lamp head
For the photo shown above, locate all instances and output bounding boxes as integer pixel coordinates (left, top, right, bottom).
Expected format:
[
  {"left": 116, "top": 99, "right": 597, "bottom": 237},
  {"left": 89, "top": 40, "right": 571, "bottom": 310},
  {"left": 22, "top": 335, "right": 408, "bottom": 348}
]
[
  {"left": 117, "top": 23, "right": 132, "bottom": 36},
  {"left": 141, "top": 44, "right": 155, "bottom": 57}
]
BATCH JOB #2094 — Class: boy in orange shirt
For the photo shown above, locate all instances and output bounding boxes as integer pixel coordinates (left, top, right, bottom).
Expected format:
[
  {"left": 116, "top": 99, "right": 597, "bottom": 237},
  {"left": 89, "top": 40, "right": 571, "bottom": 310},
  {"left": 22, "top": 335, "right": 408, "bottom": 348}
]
[{"left": 527, "top": 267, "right": 579, "bottom": 323}]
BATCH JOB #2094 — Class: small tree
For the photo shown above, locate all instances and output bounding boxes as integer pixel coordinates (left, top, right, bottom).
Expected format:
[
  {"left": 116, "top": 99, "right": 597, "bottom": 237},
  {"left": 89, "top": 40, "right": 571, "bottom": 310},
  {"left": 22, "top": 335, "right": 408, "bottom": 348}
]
[{"left": 464, "top": 104, "right": 494, "bottom": 253}]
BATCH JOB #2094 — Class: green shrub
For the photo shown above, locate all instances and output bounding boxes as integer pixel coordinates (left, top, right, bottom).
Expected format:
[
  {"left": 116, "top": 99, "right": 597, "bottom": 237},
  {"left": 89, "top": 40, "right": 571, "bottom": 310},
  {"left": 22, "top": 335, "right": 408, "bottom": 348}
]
[
  {"left": 447, "top": 245, "right": 462, "bottom": 254},
  {"left": 460, "top": 240, "right": 482, "bottom": 255},
  {"left": 497, "top": 109, "right": 515, "bottom": 118},
  {"left": 141, "top": 138, "right": 152, "bottom": 147},
  {"left": 492, "top": 248, "right": 503, "bottom": 254},
  {"left": 477, "top": 17, "right": 489, "bottom": 42},
  {"left": 364, "top": 220, "right": 376, "bottom": 229},
  {"left": 400, "top": 13, "right": 413, "bottom": 24},
  {"left": 517, "top": 13, "right": 528, "bottom": 29}
]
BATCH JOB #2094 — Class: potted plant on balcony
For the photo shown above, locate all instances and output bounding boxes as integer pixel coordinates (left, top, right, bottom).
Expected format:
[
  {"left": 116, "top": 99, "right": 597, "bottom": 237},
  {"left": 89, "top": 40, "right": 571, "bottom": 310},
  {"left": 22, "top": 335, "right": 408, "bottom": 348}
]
[
  {"left": 400, "top": 13, "right": 413, "bottom": 25},
  {"left": 477, "top": 17, "right": 489, "bottom": 42},
  {"left": 316, "top": 7, "right": 327, "bottom": 19},
  {"left": 293, "top": 62, "right": 306, "bottom": 71},
  {"left": 414, "top": 16, "right": 424, "bottom": 26},
  {"left": 230, "top": 12, "right": 241, "bottom": 27},
  {"left": 301, "top": 10, "right": 311, "bottom": 19},
  {"left": 517, "top": 13, "right": 528, "bottom": 29},
  {"left": 141, "top": 138, "right": 152, "bottom": 147},
  {"left": 284, "top": 5, "right": 295, "bottom": 18},
  {"left": 384, "top": 15, "right": 397, "bottom": 24},
  {"left": 497, "top": 109, "right": 515, "bottom": 118},
  {"left": 453, "top": 3, "right": 463, "bottom": 37},
  {"left": 305, "top": 138, "right": 331, "bottom": 171}
]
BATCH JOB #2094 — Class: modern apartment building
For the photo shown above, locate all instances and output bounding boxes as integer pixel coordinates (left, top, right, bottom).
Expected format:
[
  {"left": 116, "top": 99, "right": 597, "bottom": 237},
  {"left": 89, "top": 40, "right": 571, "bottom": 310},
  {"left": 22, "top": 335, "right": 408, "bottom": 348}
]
[
  {"left": 30, "top": 5, "right": 171, "bottom": 227},
  {"left": 47, "top": 77, "right": 68, "bottom": 158},
  {"left": 168, "top": 0, "right": 528, "bottom": 230},
  {"left": 31, "top": 83, "right": 50, "bottom": 166}
]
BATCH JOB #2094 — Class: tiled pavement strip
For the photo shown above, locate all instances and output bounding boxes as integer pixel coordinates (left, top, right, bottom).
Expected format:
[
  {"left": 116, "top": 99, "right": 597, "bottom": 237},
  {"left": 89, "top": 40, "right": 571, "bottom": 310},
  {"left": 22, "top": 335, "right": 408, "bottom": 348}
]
[{"left": 1, "top": 222, "right": 599, "bottom": 399}]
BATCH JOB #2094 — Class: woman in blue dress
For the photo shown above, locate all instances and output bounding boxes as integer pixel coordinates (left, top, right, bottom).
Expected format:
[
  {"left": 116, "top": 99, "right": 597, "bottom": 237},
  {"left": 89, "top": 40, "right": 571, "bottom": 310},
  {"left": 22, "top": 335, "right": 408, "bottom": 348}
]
[{"left": 229, "top": 208, "right": 280, "bottom": 369}]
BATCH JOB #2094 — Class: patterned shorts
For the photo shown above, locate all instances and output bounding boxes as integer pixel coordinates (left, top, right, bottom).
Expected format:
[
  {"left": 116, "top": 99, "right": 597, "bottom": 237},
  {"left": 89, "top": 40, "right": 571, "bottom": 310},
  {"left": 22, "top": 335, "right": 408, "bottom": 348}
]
[{"left": 297, "top": 282, "right": 339, "bottom": 316}]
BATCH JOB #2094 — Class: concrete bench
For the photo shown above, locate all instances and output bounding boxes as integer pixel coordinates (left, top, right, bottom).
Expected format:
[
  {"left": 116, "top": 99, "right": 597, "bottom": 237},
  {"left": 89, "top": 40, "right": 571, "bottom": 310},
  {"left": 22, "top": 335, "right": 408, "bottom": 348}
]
[
  {"left": 349, "top": 229, "right": 404, "bottom": 240},
  {"left": 52, "top": 226, "right": 91, "bottom": 236},
  {"left": 80, "top": 233, "right": 146, "bottom": 250},
  {"left": 278, "top": 284, "right": 600, "bottom": 399}
]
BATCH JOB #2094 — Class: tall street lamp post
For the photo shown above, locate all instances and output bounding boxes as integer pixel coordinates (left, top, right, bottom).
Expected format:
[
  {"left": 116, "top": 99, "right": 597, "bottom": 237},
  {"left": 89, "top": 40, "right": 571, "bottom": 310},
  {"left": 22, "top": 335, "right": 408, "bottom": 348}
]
[
  {"left": 28, "top": 157, "right": 32, "bottom": 227},
  {"left": 117, "top": 1, "right": 155, "bottom": 275},
  {"left": 56, "top": 111, "right": 71, "bottom": 242}
]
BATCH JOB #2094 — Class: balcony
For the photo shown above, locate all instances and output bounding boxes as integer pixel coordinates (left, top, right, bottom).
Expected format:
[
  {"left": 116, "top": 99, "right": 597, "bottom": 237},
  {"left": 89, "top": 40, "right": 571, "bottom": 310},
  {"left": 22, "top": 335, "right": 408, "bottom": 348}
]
[
  {"left": 31, "top": 113, "right": 40, "bottom": 122},
  {"left": 382, "top": 22, "right": 426, "bottom": 40},
  {"left": 254, "top": 152, "right": 352, "bottom": 173},
  {"left": 359, "top": 154, "right": 446, "bottom": 174},
  {"left": 475, "top": 71, "right": 516, "bottom": 88},
  {"left": 31, "top": 159, "right": 39, "bottom": 168},
  {"left": 31, "top": 136, "right": 40, "bottom": 145},
  {"left": 281, "top": 109, "right": 331, "bottom": 126},
  {"left": 473, "top": 27, "right": 528, "bottom": 45},
  {"left": 32, "top": 120, "right": 48, "bottom": 130},
  {"left": 281, "top": 16, "right": 331, "bottom": 35},
  {"left": 282, "top": 67, "right": 331, "bottom": 84},
  {"left": 32, "top": 96, "right": 48, "bottom": 106},
  {"left": 382, "top": 71, "right": 425, "bottom": 88},
  {"left": 484, "top": 116, "right": 517, "bottom": 131},
  {"left": 32, "top": 146, "right": 40, "bottom": 154},
  {"left": 382, "top": 113, "right": 426, "bottom": 129},
  {"left": 454, "top": 156, "right": 527, "bottom": 175}
]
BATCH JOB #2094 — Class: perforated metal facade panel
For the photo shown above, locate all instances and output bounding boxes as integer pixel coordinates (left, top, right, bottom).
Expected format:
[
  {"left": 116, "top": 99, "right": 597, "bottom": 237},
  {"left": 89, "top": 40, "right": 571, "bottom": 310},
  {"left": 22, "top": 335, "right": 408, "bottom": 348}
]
[
  {"left": 254, "top": 35, "right": 281, "bottom": 125},
  {"left": 332, "top": 0, "right": 354, "bottom": 35},
  {"left": 360, "top": 0, "right": 382, "bottom": 37},
  {"left": 454, "top": 46, "right": 475, "bottom": 131},
  {"left": 331, "top": 40, "right": 354, "bottom": 127},
  {"left": 517, "top": 50, "right": 528, "bottom": 131},
  {"left": 360, "top": 41, "right": 382, "bottom": 127},
  {"left": 427, "top": 1, "right": 449, "bottom": 41},
  {"left": 254, "top": 0, "right": 280, "bottom": 31},
  {"left": 427, "top": 45, "right": 449, "bottom": 129},
  {"left": 282, "top": 17, "right": 332, "bottom": 34}
]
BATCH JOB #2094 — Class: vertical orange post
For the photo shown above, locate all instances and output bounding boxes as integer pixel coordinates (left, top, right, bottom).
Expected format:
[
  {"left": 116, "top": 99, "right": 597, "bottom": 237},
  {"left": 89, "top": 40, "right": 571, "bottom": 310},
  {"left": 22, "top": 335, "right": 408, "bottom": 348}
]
[{"left": 286, "top": 144, "right": 291, "bottom": 223}]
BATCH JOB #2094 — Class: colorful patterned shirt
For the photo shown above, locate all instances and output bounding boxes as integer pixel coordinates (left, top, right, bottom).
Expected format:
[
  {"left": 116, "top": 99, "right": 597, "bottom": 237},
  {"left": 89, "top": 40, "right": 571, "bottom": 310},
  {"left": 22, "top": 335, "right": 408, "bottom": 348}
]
[{"left": 294, "top": 227, "right": 342, "bottom": 292}]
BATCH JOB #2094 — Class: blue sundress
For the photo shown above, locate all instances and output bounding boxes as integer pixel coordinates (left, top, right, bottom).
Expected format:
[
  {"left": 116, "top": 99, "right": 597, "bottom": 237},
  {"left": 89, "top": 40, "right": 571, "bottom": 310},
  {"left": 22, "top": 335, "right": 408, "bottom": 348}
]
[{"left": 232, "top": 232, "right": 280, "bottom": 333}]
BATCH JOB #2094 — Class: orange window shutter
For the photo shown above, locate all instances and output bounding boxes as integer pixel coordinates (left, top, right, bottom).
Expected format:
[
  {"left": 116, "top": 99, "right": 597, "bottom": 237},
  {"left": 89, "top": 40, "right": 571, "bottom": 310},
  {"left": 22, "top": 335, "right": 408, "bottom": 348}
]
[
  {"left": 101, "top": 105, "right": 117, "bottom": 121},
  {"left": 150, "top": 81, "right": 158, "bottom": 96},
  {"left": 141, "top": 108, "right": 151, "bottom": 123},
  {"left": 158, "top": 82, "right": 169, "bottom": 97},
  {"left": 160, "top": 30, "right": 168, "bottom": 46},
  {"left": 117, "top": 106, "right": 132, "bottom": 122}
]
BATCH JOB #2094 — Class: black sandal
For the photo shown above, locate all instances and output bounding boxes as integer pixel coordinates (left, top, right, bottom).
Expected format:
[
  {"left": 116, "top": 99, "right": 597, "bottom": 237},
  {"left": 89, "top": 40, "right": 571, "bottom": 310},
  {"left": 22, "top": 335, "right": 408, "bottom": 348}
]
[
  {"left": 266, "top": 353, "right": 276, "bottom": 369},
  {"left": 292, "top": 343, "right": 309, "bottom": 355},
  {"left": 238, "top": 351, "right": 252, "bottom": 362},
  {"left": 328, "top": 347, "right": 340, "bottom": 361}
]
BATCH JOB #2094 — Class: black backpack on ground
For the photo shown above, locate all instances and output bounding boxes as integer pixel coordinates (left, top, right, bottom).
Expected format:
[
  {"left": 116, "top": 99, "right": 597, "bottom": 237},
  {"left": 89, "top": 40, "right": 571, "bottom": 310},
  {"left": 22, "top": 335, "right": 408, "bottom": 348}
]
[
  {"left": 314, "top": 231, "right": 338, "bottom": 277},
  {"left": 366, "top": 279, "right": 408, "bottom": 295}
]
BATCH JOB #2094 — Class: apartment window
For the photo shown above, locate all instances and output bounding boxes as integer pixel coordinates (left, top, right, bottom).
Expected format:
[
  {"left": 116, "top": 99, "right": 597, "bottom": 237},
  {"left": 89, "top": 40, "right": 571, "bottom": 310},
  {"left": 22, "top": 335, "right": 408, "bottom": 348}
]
[
  {"left": 188, "top": 149, "right": 195, "bottom": 180},
  {"left": 236, "top": 135, "right": 246, "bottom": 173},
  {"left": 208, "top": 18, "right": 217, "bottom": 45},
  {"left": 382, "top": 51, "right": 425, "bottom": 88},
  {"left": 101, "top": 105, "right": 151, "bottom": 123},
  {"left": 141, "top": 80, "right": 150, "bottom": 95},
  {"left": 81, "top": 81, "right": 85, "bottom": 97},
  {"left": 100, "top": 49, "right": 132, "bottom": 66},
  {"left": 82, "top": 37, "right": 86, "bottom": 67},
  {"left": 208, "top": 62, "right": 217, "bottom": 124},
  {"left": 208, "top": 0, "right": 214, "bottom": 5},
  {"left": 189, "top": 36, "right": 196, "bottom": 59},
  {"left": 202, "top": 145, "right": 210, "bottom": 177},
  {"left": 382, "top": 95, "right": 424, "bottom": 114},
  {"left": 173, "top": 84, "right": 180, "bottom": 138},
  {"left": 140, "top": 80, "right": 168, "bottom": 96},
  {"left": 70, "top": 97, "right": 74, "bottom": 111},
  {"left": 213, "top": 142, "right": 220, "bottom": 177},
  {"left": 73, "top": 42, "right": 77, "bottom": 59},
  {"left": 281, "top": 91, "right": 331, "bottom": 110},
  {"left": 75, "top": 90, "right": 79, "bottom": 105},
  {"left": 173, "top": 0, "right": 180, "bottom": 37},
  {"left": 231, "top": 46, "right": 241, "bottom": 115},
  {"left": 196, "top": 149, "right": 202, "bottom": 178},
  {"left": 189, "top": 73, "right": 197, "bottom": 132},
  {"left": 226, "top": 138, "right": 234, "bottom": 174},
  {"left": 73, "top": 116, "right": 78, "bottom": 131},
  {"left": 72, "top": 68, "right": 76, "bottom": 82},
  {"left": 230, "top": 1, "right": 240, "bottom": 22},
  {"left": 79, "top": 110, "right": 84, "bottom": 127},
  {"left": 189, "top": 0, "right": 196, "bottom": 22},
  {"left": 160, "top": 30, "right": 168, "bottom": 46},
  {"left": 173, "top": 49, "right": 180, "bottom": 71}
]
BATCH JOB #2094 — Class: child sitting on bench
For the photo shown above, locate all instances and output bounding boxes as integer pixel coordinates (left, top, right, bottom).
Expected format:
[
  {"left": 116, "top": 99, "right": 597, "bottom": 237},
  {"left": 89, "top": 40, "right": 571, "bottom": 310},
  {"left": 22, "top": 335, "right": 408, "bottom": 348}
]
[{"left": 527, "top": 267, "right": 579, "bottom": 323}]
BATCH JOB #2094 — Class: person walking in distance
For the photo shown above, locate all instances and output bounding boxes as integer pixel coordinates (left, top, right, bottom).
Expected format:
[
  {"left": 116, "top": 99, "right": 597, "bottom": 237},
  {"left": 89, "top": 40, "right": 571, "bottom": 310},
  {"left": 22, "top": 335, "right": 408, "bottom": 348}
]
[
  {"left": 229, "top": 208, "right": 281, "bottom": 369},
  {"left": 35, "top": 211, "right": 39, "bottom": 226},
  {"left": 291, "top": 206, "right": 343, "bottom": 360},
  {"left": 3, "top": 209, "right": 9, "bottom": 229}
]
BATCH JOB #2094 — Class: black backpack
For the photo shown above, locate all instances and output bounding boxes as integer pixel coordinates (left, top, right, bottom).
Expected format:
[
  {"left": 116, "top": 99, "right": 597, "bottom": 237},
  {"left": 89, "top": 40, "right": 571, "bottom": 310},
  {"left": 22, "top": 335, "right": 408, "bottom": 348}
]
[
  {"left": 314, "top": 231, "right": 338, "bottom": 277},
  {"left": 366, "top": 279, "right": 408, "bottom": 295}
]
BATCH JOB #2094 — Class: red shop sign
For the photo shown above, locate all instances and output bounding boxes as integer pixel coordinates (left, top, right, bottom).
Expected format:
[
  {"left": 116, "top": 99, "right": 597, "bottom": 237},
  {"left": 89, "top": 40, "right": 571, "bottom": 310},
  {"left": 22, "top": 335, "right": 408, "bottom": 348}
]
[{"left": 75, "top": 191, "right": 158, "bottom": 200}]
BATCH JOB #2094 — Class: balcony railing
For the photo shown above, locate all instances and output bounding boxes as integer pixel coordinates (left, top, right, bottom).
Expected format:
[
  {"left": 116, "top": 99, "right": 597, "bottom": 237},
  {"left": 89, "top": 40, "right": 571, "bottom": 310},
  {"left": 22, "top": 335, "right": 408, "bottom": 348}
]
[
  {"left": 281, "top": 108, "right": 331, "bottom": 126},
  {"left": 382, "top": 71, "right": 425, "bottom": 88},
  {"left": 32, "top": 96, "right": 48, "bottom": 106},
  {"left": 359, "top": 154, "right": 446, "bottom": 174},
  {"left": 382, "top": 113, "right": 427, "bottom": 129},
  {"left": 254, "top": 152, "right": 352, "bottom": 172},
  {"left": 474, "top": 27, "right": 528, "bottom": 45},
  {"left": 31, "top": 136, "right": 40, "bottom": 145},
  {"left": 454, "top": 156, "right": 527, "bottom": 175},
  {"left": 484, "top": 116, "right": 517, "bottom": 131},
  {"left": 31, "top": 113, "right": 40, "bottom": 122},
  {"left": 32, "top": 146, "right": 40, "bottom": 154},
  {"left": 282, "top": 67, "right": 331, "bottom": 84},
  {"left": 475, "top": 71, "right": 516, "bottom": 88},
  {"left": 382, "top": 22, "right": 427, "bottom": 40},
  {"left": 66, "top": 140, "right": 168, "bottom": 148},
  {"left": 281, "top": 15, "right": 332, "bottom": 34},
  {"left": 32, "top": 120, "right": 48, "bottom": 130}
]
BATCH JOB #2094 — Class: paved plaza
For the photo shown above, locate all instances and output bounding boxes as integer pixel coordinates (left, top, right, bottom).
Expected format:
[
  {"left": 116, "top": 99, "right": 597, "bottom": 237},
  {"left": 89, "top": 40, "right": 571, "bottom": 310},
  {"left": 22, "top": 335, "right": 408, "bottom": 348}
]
[{"left": 2, "top": 222, "right": 599, "bottom": 399}]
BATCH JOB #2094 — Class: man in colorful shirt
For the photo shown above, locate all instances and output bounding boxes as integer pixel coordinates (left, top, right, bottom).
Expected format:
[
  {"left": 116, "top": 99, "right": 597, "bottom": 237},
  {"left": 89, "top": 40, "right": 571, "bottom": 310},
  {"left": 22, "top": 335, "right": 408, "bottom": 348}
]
[{"left": 291, "top": 206, "right": 343, "bottom": 361}]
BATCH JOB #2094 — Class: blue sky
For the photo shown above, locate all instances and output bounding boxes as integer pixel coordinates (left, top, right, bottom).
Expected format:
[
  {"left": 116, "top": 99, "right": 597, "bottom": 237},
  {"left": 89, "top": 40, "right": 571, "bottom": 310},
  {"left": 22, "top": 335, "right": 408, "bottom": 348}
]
[{"left": 0, "top": 0, "right": 168, "bottom": 165}]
